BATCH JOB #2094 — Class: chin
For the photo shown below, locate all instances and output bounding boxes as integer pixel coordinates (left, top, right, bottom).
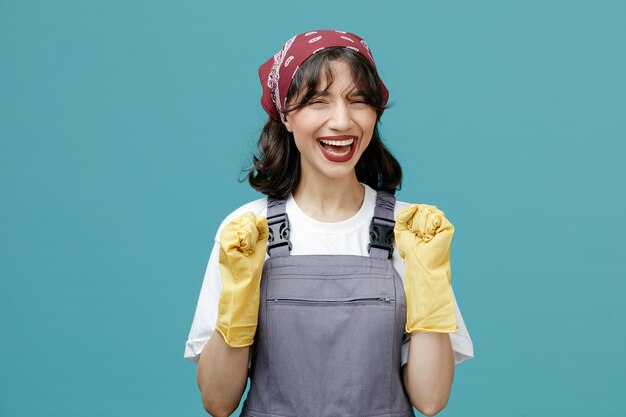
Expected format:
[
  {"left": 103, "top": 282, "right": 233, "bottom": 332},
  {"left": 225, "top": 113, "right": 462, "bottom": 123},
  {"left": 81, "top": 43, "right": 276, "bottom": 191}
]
[{"left": 320, "top": 165, "right": 358, "bottom": 181}]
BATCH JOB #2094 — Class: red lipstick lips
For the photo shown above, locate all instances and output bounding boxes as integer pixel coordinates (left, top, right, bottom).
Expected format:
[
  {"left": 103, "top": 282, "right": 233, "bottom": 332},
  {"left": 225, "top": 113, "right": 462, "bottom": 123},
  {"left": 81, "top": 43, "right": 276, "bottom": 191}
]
[{"left": 317, "top": 135, "right": 358, "bottom": 163}]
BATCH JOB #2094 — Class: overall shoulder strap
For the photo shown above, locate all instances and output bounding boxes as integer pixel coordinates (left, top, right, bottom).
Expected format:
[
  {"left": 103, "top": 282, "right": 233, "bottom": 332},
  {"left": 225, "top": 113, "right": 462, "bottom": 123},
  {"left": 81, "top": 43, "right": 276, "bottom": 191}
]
[
  {"left": 266, "top": 197, "right": 292, "bottom": 258},
  {"left": 368, "top": 190, "right": 396, "bottom": 259}
]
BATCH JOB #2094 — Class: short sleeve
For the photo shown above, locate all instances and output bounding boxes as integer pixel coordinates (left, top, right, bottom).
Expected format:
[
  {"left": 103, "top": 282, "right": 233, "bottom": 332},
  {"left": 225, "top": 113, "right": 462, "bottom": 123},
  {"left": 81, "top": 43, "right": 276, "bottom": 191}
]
[{"left": 183, "top": 239, "right": 221, "bottom": 363}]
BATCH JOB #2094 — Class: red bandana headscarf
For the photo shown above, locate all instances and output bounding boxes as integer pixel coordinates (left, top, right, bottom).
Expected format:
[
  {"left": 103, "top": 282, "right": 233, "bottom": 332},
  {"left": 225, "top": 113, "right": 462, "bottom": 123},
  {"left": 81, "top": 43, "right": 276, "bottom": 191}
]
[{"left": 258, "top": 30, "right": 389, "bottom": 123}]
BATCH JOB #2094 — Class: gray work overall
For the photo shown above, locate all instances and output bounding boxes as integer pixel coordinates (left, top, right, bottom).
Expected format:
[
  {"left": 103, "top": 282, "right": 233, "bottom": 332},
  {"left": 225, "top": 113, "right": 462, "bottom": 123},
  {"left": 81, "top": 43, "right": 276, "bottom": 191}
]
[{"left": 241, "top": 191, "right": 414, "bottom": 417}]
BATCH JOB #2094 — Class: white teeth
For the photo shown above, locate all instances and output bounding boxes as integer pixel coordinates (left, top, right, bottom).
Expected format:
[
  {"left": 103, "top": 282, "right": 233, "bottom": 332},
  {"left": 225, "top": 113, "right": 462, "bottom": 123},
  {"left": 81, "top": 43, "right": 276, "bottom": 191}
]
[{"left": 319, "top": 138, "right": 354, "bottom": 146}]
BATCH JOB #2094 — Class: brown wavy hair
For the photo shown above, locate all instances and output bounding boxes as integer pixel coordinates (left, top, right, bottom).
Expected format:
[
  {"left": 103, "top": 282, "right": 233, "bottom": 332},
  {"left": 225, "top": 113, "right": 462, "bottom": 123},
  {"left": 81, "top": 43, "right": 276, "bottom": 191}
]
[{"left": 245, "top": 47, "right": 402, "bottom": 199}]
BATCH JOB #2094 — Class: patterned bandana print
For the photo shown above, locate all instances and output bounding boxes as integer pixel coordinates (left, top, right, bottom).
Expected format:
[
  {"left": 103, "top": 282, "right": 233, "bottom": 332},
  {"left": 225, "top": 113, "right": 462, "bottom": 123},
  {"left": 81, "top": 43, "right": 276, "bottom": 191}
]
[{"left": 258, "top": 30, "right": 390, "bottom": 123}]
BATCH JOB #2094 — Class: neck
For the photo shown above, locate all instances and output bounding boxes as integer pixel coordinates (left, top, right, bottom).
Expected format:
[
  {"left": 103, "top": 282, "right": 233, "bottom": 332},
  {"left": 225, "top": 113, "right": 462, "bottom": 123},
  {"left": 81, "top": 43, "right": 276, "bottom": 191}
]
[{"left": 292, "top": 170, "right": 365, "bottom": 222}]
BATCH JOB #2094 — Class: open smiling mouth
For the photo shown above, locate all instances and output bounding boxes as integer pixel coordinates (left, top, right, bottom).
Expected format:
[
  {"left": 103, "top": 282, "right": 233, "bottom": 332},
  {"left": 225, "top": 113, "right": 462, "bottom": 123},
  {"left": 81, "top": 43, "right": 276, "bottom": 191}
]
[{"left": 317, "top": 136, "right": 358, "bottom": 162}]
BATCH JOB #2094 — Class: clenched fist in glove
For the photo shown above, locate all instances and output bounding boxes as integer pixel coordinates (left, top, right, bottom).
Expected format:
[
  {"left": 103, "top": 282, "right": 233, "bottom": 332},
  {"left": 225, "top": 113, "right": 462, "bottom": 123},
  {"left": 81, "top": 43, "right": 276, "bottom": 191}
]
[
  {"left": 394, "top": 204, "right": 459, "bottom": 334},
  {"left": 216, "top": 212, "right": 269, "bottom": 348}
]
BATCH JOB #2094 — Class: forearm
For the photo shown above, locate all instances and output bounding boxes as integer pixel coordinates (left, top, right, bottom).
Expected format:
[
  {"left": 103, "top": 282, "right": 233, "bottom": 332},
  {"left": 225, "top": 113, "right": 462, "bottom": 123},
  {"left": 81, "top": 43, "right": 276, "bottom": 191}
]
[
  {"left": 402, "top": 332, "right": 455, "bottom": 416},
  {"left": 197, "top": 330, "right": 250, "bottom": 417}
]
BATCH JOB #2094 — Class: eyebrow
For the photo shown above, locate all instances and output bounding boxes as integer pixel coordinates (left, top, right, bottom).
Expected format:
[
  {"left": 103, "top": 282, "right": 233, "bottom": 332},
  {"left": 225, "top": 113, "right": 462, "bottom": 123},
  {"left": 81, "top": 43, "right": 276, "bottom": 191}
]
[{"left": 311, "top": 89, "right": 366, "bottom": 97}]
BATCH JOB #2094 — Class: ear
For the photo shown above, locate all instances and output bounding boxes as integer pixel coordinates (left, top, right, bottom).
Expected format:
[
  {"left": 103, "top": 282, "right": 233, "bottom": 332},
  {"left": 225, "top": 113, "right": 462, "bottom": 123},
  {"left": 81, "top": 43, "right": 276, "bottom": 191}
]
[{"left": 283, "top": 117, "right": 293, "bottom": 133}]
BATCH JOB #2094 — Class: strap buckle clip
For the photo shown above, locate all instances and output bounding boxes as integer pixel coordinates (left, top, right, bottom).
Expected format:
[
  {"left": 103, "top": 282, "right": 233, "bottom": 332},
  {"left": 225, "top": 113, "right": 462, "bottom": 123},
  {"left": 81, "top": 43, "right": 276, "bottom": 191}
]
[
  {"left": 266, "top": 213, "right": 292, "bottom": 255},
  {"left": 368, "top": 216, "right": 395, "bottom": 259}
]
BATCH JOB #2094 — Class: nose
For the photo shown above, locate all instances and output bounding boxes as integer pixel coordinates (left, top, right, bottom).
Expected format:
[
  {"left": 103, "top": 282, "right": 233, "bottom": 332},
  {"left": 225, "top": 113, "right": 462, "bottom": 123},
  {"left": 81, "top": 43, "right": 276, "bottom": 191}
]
[{"left": 326, "top": 101, "right": 352, "bottom": 131}]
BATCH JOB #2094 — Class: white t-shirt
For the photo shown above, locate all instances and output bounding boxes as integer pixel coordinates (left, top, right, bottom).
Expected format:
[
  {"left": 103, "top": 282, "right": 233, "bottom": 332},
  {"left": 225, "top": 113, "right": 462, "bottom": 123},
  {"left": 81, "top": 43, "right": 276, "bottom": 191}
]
[{"left": 184, "top": 183, "right": 474, "bottom": 366}]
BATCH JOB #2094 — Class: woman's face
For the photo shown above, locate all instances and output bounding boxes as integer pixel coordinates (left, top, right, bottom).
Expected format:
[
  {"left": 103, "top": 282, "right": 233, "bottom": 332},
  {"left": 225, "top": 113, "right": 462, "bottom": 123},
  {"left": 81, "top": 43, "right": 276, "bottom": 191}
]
[{"left": 284, "top": 59, "right": 377, "bottom": 182}]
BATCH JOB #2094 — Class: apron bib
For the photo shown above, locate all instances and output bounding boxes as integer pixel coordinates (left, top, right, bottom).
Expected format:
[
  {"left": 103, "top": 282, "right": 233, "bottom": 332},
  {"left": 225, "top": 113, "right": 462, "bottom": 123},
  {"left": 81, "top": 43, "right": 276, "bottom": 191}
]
[{"left": 241, "top": 191, "right": 413, "bottom": 417}]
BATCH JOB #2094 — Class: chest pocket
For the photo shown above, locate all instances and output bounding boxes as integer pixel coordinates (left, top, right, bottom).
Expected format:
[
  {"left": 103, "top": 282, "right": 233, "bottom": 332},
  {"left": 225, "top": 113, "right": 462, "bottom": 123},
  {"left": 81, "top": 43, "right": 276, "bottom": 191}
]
[{"left": 264, "top": 257, "right": 396, "bottom": 415}]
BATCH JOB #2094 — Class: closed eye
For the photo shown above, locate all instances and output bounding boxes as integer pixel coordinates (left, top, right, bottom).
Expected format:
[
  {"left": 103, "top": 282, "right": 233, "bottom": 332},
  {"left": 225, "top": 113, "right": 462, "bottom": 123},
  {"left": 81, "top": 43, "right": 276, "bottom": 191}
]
[{"left": 348, "top": 95, "right": 368, "bottom": 104}]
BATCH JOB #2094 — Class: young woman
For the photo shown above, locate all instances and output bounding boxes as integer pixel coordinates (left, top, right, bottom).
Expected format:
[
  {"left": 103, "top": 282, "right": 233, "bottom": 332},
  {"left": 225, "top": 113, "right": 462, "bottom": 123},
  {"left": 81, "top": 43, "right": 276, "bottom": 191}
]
[{"left": 184, "top": 30, "right": 474, "bottom": 417}]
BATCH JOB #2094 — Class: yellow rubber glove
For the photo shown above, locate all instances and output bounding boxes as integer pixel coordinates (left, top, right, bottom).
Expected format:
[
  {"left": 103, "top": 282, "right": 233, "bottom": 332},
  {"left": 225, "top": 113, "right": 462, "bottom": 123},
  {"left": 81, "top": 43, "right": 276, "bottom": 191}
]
[
  {"left": 216, "top": 212, "right": 269, "bottom": 348},
  {"left": 394, "top": 204, "right": 458, "bottom": 334}
]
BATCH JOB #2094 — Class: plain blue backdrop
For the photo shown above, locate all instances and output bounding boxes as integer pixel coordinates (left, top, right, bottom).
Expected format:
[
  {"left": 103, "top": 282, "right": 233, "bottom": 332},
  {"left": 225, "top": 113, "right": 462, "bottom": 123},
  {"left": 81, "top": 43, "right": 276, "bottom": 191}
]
[{"left": 1, "top": 1, "right": 625, "bottom": 416}]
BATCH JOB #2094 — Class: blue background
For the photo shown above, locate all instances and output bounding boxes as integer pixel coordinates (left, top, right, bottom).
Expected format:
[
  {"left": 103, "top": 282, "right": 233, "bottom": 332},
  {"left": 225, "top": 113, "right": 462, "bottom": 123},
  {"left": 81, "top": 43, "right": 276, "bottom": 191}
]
[{"left": 1, "top": 1, "right": 625, "bottom": 416}]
